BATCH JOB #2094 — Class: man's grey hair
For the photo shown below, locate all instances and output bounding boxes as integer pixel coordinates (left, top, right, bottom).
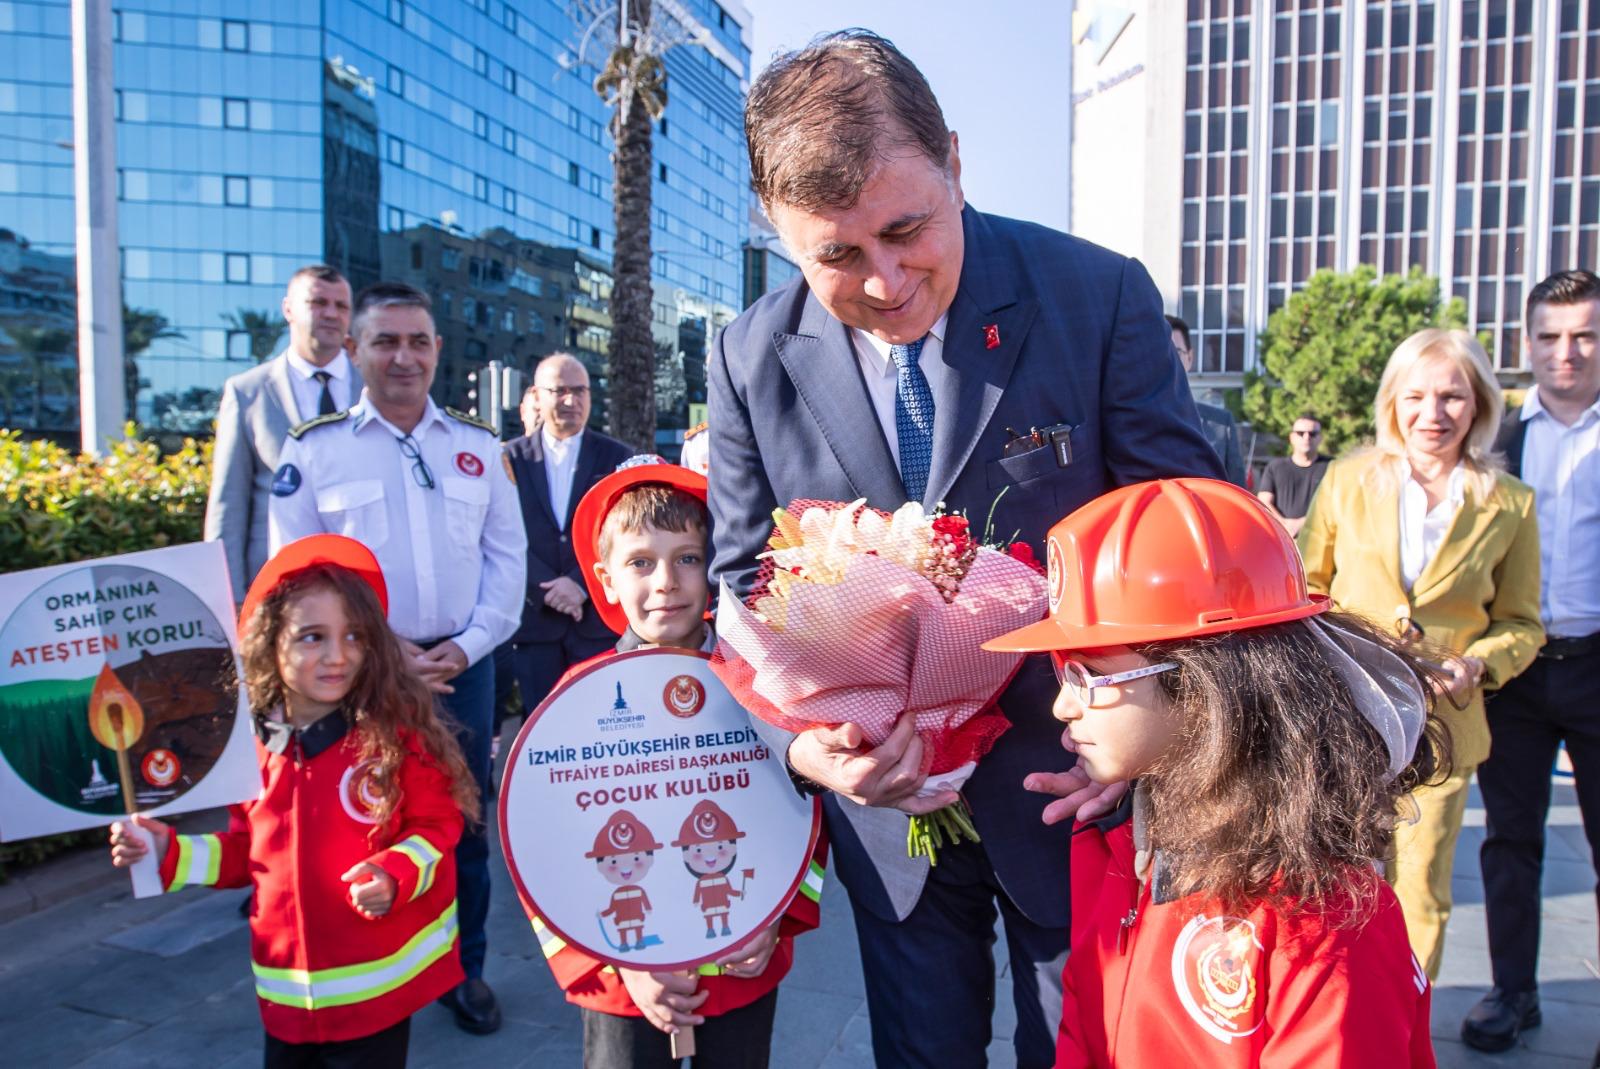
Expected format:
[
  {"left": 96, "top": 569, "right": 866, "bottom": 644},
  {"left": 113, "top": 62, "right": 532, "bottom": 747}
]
[{"left": 351, "top": 281, "right": 434, "bottom": 339}]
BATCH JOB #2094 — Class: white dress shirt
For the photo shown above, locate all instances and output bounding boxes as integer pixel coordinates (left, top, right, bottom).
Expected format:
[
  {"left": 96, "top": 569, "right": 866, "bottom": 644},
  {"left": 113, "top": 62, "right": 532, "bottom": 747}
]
[
  {"left": 542, "top": 426, "right": 584, "bottom": 530},
  {"left": 1399, "top": 463, "right": 1466, "bottom": 591},
  {"left": 1520, "top": 387, "right": 1600, "bottom": 637},
  {"left": 268, "top": 390, "right": 528, "bottom": 665},
  {"left": 283, "top": 349, "right": 354, "bottom": 421},
  {"left": 850, "top": 313, "right": 949, "bottom": 469}
]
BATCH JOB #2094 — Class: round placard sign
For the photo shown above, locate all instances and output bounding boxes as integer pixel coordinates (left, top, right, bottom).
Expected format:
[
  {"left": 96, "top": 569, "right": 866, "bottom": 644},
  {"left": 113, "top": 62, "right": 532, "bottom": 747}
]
[{"left": 499, "top": 649, "right": 820, "bottom": 972}]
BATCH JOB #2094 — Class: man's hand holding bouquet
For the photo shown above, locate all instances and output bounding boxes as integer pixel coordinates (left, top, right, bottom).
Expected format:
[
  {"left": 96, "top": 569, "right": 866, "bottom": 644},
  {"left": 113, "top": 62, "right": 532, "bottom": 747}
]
[{"left": 711, "top": 497, "right": 1047, "bottom": 862}]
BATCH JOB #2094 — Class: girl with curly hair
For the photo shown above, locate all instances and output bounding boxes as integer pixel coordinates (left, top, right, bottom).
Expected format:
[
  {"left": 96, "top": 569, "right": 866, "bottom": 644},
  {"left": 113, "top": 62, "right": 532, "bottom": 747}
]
[
  {"left": 988, "top": 479, "right": 1449, "bottom": 1068},
  {"left": 110, "top": 535, "right": 476, "bottom": 1067}
]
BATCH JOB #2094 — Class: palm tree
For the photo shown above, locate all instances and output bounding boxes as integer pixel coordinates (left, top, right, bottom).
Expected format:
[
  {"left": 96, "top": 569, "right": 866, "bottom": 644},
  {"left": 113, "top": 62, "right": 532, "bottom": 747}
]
[
  {"left": 592, "top": 0, "right": 665, "bottom": 452},
  {"left": 221, "top": 308, "right": 285, "bottom": 363},
  {"left": 124, "top": 306, "right": 184, "bottom": 417},
  {"left": 7, "top": 325, "right": 74, "bottom": 428}
]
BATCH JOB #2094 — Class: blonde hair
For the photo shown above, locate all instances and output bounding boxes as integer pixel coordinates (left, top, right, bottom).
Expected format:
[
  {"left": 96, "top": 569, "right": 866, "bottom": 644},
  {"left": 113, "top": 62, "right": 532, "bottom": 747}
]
[{"left": 1371, "top": 328, "right": 1504, "bottom": 498}]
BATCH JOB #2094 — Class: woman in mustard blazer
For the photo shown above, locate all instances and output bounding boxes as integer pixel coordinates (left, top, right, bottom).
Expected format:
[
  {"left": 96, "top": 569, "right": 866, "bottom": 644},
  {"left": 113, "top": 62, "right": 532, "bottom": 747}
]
[{"left": 1299, "top": 328, "right": 1544, "bottom": 980}]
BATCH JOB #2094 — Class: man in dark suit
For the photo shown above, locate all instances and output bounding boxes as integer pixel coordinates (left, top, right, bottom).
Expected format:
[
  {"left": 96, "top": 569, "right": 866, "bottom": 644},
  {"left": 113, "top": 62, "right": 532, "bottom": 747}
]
[
  {"left": 708, "top": 32, "right": 1223, "bottom": 1068},
  {"left": 502, "top": 353, "right": 633, "bottom": 711}
]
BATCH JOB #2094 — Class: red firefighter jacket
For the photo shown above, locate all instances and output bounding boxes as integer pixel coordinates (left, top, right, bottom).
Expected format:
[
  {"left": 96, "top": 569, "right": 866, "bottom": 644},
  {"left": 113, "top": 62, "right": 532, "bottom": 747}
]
[
  {"left": 157, "top": 712, "right": 465, "bottom": 1043},
  {"left": 1060, "top": 799, "right": 1436, "bottom": 1068},
  {"left": 519, "top": 645, "right": 828, "bottom": 1018}
]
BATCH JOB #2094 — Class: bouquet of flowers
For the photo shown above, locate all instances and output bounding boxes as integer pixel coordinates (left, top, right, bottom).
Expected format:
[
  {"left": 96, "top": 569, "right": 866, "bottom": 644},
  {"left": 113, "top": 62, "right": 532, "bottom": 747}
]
[{"left": 711, "top": 498, "right": 1048, "bottom": 863}]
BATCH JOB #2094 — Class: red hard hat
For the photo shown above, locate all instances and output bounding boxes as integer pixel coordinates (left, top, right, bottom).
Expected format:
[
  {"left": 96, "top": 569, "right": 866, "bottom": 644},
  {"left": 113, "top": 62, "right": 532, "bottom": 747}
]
[
  {"left": 585, "top": 808, "right": 664, "bottom": 858},
  {"left": 670, "top": 799, "right": 746, "bottom": 847},
  {"left": 239, "top": 534, "right": 388, "bottom": 640},
  {"left": 572, "top": 455, "right": 710, "bottom": 636},
  {"left": 984, "top": 478, "right": 1326, "bottom": 653}
]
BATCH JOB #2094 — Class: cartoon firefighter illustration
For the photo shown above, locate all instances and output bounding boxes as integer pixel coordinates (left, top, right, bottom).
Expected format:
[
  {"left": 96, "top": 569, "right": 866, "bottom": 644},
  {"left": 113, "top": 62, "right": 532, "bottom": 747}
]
[
  {"left": 587, "top": 809, "right": 663, "bottom": 952},
  {"left": 672, "top": 799, "right": 755, "bottom": 938}
]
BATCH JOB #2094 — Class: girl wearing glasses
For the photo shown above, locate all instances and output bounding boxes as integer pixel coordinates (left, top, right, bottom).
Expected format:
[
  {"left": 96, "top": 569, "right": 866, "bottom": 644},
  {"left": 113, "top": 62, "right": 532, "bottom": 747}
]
[{"left": 986, "top": 478, "right": 1447, "bottom": 1068}]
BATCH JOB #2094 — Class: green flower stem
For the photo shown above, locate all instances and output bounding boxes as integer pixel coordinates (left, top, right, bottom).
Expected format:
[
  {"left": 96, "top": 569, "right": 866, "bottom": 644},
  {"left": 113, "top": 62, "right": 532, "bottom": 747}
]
[{"left": 906, "top": 798, "right": 982, "bottom": 866}]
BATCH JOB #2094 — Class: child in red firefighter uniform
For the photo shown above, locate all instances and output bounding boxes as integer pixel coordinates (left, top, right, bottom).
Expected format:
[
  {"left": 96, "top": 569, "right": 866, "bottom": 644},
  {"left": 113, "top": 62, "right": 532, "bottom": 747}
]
[
  {"left": 109, "top": 535, "right": 479, "bottom": 1067},
  {"left": 519, "top": 456, "right": 829, "bottom": 1066},
  {"left": 985, "top": 479, "right": 1446, "bottom": 1068}
]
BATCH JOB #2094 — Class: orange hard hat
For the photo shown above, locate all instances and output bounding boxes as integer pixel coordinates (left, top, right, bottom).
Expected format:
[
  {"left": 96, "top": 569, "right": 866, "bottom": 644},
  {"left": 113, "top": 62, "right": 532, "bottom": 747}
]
[
  {"left": 585, "top": 809, "right": 664, "bottom": 858},
  {"left": 670, "top": 799, "right": 746, "bottom": 847},
  {"left": 239, "top": 534, "right": 388, "bottom": 640},
  {"left": 572, "top": 455, "right": 710, "bottom": 636},
  {"left": 983, "top": 478, "right": 1326, "bottom": 653}
]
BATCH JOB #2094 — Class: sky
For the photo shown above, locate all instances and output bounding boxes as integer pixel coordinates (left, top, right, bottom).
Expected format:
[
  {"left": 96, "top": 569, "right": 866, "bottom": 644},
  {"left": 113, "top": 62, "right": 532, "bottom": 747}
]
[{"left": 738, "top": 0, "right": 1074, "bottom": 233}]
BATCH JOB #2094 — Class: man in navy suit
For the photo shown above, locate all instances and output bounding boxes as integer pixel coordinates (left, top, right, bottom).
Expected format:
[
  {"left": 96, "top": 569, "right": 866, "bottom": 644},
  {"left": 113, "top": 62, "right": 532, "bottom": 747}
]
[
  {"left": 708, "top": 32, "right": 1223, "bottom": 1067},
  {"left": 502, "top": 353, "right": 633, "bottom": 710}
]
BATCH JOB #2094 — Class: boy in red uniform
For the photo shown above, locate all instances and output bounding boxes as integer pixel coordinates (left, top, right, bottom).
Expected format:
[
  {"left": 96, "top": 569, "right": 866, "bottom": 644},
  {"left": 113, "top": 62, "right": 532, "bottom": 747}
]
[
  {"left": 520, "top": 456, "right": 828, "bottom": 1067},
  {"left": 591, "top": 808, "right": 662, "bottom": 951},
  {"left": 985, "top": 480, "right": 1443, "bottom": 1068},
  {"left": 109, "top": 535, "right": 479, "bottom": 1067}
]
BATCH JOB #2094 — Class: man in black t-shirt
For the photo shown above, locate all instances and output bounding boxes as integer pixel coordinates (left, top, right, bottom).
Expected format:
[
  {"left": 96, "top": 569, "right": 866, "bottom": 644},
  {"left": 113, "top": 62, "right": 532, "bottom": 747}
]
[{"left": 1257, "top": 413, "right": 1329, "bottom": 536}]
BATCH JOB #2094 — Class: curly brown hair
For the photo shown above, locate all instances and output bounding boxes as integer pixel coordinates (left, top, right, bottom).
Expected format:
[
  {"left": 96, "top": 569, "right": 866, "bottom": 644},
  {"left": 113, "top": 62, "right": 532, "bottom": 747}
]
[
  {"left": 1133, "top": 611, "right": 1452, "bottom": 924},
  {"left": 240, "top": 563, "right": 479, "bottom": 835}
]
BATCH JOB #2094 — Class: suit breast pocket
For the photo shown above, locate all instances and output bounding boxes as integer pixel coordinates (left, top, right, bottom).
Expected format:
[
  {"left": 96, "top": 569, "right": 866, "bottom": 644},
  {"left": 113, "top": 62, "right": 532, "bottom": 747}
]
[
  {"left": 986, "top": 441, "right": 1067, "bottom": 490},
  {"left": 315, "top": 480, "right": 388, "bottom": 548},
  {"left": 442, "top": 476, "right": 490, "bottom": 546}
]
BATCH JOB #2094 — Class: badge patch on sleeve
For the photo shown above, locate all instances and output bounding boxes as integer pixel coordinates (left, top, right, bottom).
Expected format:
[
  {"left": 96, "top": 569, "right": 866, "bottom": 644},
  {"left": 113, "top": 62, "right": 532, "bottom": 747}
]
[
  {"left": 1171, "top": 914, "right": 1265, "bottom": 1043},
  {"left": 271, "top": 463, "right": 302, "bottom": 496}
]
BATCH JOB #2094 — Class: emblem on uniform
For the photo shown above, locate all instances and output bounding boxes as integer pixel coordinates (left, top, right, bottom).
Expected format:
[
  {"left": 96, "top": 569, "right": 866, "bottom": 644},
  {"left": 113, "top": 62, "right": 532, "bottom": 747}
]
[
  {"left": 1046, "top": 537, "right": 1066, "bottom": 611},
  {"left": 983, "top": 323, "right": 1001, "bottom": 350},
  {"left": 338, "top": 759, "right": 385, "bottom": 824},
  {"left": 1171, "top": 914, "right": 1265, "bottom": 1043},
  {"left": 271, "top": 463, "right": 302, "bottom": 497},
  {"left": 141, "top": 748, "right": 181, "bottom": 788},
  {"left": 662, "top": 674, "right": 706, "bottom": 719},
  {"left": 455, "top": 452, "right": 485, "bottom": 478}
]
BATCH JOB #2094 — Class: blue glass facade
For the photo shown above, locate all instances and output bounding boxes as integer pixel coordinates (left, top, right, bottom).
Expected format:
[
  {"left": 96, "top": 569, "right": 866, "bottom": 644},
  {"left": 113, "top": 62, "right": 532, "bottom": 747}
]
[{"left": 0, "top": 0, "right": 751, "bottom": 436}]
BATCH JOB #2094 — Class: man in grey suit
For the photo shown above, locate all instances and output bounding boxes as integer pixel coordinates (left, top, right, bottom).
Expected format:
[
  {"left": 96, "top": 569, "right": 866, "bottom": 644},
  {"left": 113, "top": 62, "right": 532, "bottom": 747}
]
[
  {"left": 204, "top": 264, "right": 356, "bottom": 604},
  {"left": 708, "top": 32, "right": 1223, "bottom": 1068}
]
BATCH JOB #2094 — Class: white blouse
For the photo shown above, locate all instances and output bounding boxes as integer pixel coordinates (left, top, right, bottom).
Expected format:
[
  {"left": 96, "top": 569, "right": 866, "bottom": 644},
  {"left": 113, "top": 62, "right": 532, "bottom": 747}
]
[{"left": 1399, "top": 463, "right": 1466, "bottom": 591}]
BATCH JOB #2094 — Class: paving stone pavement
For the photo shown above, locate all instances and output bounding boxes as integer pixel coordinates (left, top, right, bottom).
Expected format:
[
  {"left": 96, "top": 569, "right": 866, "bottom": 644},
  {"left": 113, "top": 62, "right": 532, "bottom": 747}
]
[{"left": 0, "top": 779, "right": 1592, "bottom": 1067}]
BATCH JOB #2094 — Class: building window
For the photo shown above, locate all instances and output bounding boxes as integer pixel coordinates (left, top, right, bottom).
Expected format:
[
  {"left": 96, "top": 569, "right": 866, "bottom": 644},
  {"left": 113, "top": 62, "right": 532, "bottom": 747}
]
[
  {"left": 226, "top": 253, "right": 250, "bottom": 283},
  {"left": 388, "top": 0, "right": 405, "bottom": 24},
  {"left": 442, "top": 247, "right": 461, "bottom": 270},
  {"left": 386, "top": 136, "right": 404, "bottom": 166},
  {"left": 660, "top": 117, "right": 668, "bottom": 137},
  {"left": 659, "top": 163, "right": 668, "bottom": 183},
  {"left": 570, "top": 161, "right": 581, "bottom": 185},
  {"left": 224, "top": 98, "right": 249, "bottom": 128},
  {"left": 503, "top": 188, "right": 516, "bottom": 214},
  {"left": 386, "top": 206, "right": 404, "bottom": 230},
  {"left": 591, "top": 227, "right": 601, "bottom": 249},
  {"left": 503, "top": 67, "right": 517, "bottom": 94},
  {"left": 474, "top": 173, "right": 489, "bottom": 201},
  {"left": 474, "top": 48, "right": 489, "bottom": 76},
  {"left": 410, "top": 242, "right": 423, "bottom": 269},
  {"left": 387, "top": 65, "right": 405, "bottom": 96},
  {"left": 462, "top": 296, "right": 477, "bottom": 323},
  {"left": 474, "top": 111, "right": 489, "bottom": 139},
  {"left": 503, "top": 308, "right": 516, "bottom": 331},
  {"left": 502, "top": 127, "right": 517, "bottom": 154},
  {"left": 225, "top": 175, "right": 249, "bottom": 206},
  {"left": 223, "top": 19, "right": 249, "bottom": 51}
]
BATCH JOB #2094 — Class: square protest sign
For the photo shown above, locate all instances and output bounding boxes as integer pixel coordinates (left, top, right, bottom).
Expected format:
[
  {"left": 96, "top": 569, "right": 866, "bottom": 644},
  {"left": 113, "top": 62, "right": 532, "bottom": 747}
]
[{"left": 0, "top": 541, "right": 257, "bottom": 843}]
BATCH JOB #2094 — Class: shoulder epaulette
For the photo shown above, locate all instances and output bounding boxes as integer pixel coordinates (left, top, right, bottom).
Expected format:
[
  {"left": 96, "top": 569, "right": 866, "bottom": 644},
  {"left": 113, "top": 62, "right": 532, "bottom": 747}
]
[
  {"left": 444, "top": 406, "right": 497, "bottom": 434},
  {"left": 287, "top": 410, "right": 350, "bottom": 440},
  {"left": 684, "top": 421, "right": 709, "bottom": 439}
]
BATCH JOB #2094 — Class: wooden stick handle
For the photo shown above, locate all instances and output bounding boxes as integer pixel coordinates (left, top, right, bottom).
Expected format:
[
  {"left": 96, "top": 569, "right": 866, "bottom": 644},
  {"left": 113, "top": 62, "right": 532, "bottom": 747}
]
[{"left": 115, "top": 747, "right": 137, "bottom": 815}]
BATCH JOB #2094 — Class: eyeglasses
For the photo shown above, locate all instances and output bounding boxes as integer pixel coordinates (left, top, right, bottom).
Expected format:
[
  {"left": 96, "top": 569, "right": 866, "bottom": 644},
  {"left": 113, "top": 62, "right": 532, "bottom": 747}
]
[
  {"left": 1291, "top": 429, "right": 1322, "bottom": 438},
  {"left": 396, "top": 434, "right": 435, "bottom": 490},
  {"left": 1049, "top": 651, "right": 1179, "bottom": 704},
  {"left": 539, "top": 386, "right": 589, "bottom": 400}
]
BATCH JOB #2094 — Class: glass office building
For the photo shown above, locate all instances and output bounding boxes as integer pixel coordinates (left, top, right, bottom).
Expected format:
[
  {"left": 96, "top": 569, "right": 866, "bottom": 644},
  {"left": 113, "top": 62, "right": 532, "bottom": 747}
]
[
  {"left": 1070, "top": 0, "right": 1600, "bottom": 382},
  {"left": 0, "top": 0, "right": 751, "bottom": 438}
]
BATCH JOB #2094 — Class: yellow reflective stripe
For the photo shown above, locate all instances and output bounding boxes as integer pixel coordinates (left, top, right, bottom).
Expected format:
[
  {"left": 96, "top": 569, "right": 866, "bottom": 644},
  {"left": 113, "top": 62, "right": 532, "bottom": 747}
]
[
  {"left": 529, "top": 915, "right": 567, "bottom": 959},
  {"left": 389, "top": 835, "right": 442, "bottom": 901},
  {"left": 799, "top": 859, "right": 825, "bottom": 903},
  {"left": 253, "top": 900, "right": 457, "bottom": 1010},
  {"left": 168, "top": 834, "right": 221, "bottom": 891},
  {"left": 696, "top": 963, "right": 724, "bottom": 977}
]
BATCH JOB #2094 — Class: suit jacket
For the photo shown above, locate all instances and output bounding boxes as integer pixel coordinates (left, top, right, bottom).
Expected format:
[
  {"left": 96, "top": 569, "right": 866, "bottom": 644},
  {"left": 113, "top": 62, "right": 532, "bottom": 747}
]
[
  {"left": 1298, "top": 452, "right": 1545, "bottom": 768},
  {"left": 203, "top": 353, "right": 363, "bottom": 603},
  {"left": 503, "top": 428, "right": 633, "bottom": 644},
  {"left": 707, "top": 206, "right": 1224, "bottom": 927}
]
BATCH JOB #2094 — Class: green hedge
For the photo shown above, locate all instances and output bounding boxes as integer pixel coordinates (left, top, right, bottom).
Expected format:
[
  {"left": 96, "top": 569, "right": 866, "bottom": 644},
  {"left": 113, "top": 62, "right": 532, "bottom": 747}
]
[{"left": 0, "top": 427, "right": 212, "bottom": 878}]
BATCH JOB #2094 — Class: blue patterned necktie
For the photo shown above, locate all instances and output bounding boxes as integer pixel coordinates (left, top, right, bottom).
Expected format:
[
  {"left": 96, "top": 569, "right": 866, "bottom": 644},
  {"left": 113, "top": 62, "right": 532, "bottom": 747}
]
[{"left": 890, "top": 337, "right": 935, "bottom": 502}]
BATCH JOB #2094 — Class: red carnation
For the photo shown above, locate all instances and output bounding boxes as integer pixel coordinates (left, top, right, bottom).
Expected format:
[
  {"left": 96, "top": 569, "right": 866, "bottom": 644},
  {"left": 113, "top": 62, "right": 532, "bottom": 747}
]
[{"left": 1007, "top": 542, "right": 1044, "bottom": 574}]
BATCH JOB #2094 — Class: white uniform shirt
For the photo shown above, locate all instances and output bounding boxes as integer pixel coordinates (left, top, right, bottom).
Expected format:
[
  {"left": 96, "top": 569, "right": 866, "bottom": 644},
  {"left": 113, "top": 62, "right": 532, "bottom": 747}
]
[
  {"left": 1520, "top": 387, "right": 1600, "bottom": 637},
  {"left": 850, "top": 313, "right": 949, "bottom": 469},
  {"left": 268, "top": 391, "right": 527, "bottom": 665},
  {"left": 283, "top": 349, "right": 355, "bottom": 422},
  {"left": 542, "top": 426, "right": 584, "bottom": 531},
  {"left": 1399, "top": 463, "right": 1466, "bottom": 591}
]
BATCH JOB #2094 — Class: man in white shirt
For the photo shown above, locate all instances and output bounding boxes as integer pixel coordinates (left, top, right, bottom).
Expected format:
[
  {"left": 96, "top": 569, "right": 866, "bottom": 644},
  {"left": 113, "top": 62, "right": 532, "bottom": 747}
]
[
  {"left": 269, "top": 282, "right": 526, "bottom": 1035},
  {"left": 204, "top": 265, "right": 358, "bottom": 604},
  {"left": 1468, "top": 269, "right": 1600, "bottom": 1054},
  {"left": 501, "top": 354, "right": 632, "bottom": 713}
]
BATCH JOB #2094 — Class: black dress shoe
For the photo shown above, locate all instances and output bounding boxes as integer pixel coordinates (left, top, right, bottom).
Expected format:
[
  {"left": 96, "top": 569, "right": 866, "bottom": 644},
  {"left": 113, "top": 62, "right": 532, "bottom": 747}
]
[
  {"left": 1461, "top": 987, "right": 1540, "bottom": 1053},
  {"left": 438, "top": 977, "right": 502, "bottom": 1035}
]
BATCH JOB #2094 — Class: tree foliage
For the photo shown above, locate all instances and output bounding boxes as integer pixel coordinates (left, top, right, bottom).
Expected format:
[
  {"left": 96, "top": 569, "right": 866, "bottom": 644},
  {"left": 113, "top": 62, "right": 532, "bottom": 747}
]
[
  {"left": 1242, "top": 266, "right": 1468, "bottom": 455},
  {"left": 123, "top": 306, "right": 185, "bottom": 416}
]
